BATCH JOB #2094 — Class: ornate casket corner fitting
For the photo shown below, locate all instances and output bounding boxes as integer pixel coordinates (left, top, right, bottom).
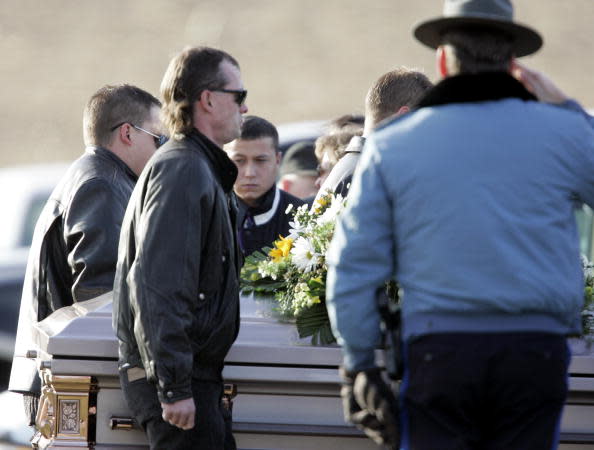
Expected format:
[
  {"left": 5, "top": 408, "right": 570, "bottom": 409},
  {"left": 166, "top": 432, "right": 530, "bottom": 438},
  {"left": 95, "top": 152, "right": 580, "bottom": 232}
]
[{"left": 33, "top": 368, "right": 98, "bottom": 449}]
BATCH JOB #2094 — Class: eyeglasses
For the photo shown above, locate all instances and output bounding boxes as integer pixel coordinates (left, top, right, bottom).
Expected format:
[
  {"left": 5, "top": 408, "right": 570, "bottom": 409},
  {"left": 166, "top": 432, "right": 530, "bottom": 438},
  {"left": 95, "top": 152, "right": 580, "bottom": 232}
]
[
  {"left": 110, "top": 122, "right": 168, "bottom": 148},
  {"left": 132, "top": 125, "right": 168, "bottom": 148},
  {"left": 210, "top": 88, "right": 248, "bottom": 106}
]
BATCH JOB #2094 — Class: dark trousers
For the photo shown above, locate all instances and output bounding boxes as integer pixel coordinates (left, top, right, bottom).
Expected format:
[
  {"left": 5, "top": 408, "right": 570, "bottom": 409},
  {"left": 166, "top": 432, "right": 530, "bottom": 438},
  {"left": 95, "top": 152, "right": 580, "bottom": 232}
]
[
  {"left": 120, "top": 373, "right": 236, "bottom": 450},
  {"left": 400, "top": 332, "right": 570, "bottom": 450}
]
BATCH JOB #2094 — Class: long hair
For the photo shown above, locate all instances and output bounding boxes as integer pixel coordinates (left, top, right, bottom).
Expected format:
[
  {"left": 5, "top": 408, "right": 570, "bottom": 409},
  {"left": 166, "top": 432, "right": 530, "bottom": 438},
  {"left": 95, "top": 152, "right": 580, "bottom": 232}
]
[{"left": 160, "top": 46, "right": 239, "bottom": 139}]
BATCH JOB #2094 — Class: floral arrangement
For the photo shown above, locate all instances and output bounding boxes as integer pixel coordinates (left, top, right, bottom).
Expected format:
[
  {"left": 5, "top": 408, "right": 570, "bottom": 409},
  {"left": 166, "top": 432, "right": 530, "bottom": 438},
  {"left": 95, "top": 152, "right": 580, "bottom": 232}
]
[
  {"left": 241, "top": 192, "right": 346, "bottom": 345},
  {"left": 582, "top": 255, "right": 594, "bottom": 339}
]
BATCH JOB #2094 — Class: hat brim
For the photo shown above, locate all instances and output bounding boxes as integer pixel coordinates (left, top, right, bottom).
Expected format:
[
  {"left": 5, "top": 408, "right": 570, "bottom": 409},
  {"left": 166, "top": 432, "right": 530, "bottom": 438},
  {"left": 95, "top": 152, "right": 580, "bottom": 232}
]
[{"left": 413, "top": 16, "right": 543, "bottom": 57}]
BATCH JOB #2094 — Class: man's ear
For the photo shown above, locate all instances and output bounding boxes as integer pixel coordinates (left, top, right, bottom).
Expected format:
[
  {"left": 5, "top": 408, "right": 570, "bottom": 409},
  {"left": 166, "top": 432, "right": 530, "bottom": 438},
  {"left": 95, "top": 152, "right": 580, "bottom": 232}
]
[
  {"left": 118, "top": 123, "right": 133, "bottom": 146},
  {"left": 395, "top": 105, "right": 410, "bottom": 117},
  {"left": 198, "top": 90, "right": 213, "bottom": 111},
  {"left": 278, "top": 177, "right": 292, "bottom": 192},
  {"left": 275, "top": 151, "right": 282, "bottom": 166},
  {"left": 509, "top": 57, "right": 518, "bottom": 75},
  {"left": 437, "top": 46, "right": 448, "bottom": 78}
]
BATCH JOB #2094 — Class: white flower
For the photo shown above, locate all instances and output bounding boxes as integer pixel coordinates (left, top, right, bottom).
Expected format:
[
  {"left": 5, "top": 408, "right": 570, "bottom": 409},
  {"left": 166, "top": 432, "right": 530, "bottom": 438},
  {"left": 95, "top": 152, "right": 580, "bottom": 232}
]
[
  {"left": 583, "top": 254, "right": 594, "bottom": 283},
  {"left": 290, "top": 237, "right": 320, "bottom": 272},
  {"left": 318, "top": 194, "right": 345, "bottom": 225},
  {"left": 287, "top": 219, "right": 305, "bottom": 239},
  {"left": 288, "top": 205, "right": 312, "bottom": 238}
]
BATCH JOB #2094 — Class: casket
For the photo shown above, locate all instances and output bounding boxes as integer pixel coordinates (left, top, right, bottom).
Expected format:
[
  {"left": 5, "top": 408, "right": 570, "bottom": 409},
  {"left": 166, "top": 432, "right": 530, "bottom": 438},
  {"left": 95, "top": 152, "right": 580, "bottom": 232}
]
[{"left": 18, "top": 293, "right": 594, "bottom": 449}]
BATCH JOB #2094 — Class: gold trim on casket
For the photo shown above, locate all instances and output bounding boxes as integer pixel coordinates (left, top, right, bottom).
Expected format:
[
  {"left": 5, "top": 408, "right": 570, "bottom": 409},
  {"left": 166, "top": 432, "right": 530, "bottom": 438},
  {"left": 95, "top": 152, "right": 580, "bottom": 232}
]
[{"left": 33, "top": 369, "right": 97, "bottom": 449}]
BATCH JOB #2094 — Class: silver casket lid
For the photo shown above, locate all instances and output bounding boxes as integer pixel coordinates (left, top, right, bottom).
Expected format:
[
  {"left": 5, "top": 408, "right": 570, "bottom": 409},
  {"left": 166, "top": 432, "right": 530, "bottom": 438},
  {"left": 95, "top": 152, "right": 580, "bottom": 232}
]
[
  {"left": 32, "top": 292, "right": 594, "bottom": 371},
  {"left": 33, "top": 292, "right": 344, "bottom": 366}
]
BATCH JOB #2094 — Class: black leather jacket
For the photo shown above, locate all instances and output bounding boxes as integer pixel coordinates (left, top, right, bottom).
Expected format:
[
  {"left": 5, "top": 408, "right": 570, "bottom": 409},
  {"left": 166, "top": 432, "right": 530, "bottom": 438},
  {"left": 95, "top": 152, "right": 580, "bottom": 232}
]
[
  {"left": 113, "top": 130, "right": 241, "bottom": 404},
  {"left": 10, "top": 147, "right": 137, "bottom": 394}
]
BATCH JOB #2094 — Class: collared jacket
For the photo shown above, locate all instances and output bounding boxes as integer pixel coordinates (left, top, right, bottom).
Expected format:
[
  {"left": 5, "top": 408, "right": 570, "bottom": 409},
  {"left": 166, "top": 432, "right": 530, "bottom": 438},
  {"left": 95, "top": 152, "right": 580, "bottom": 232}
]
[
  {"left": 113, "top": 130, "right": 241, "bottom": 404},
  {"left": 237, "top": 186, "right": 304, "bottom": 257},
  {"left": 10, "top": 147, "right": 137, "bottom": 394},
  {"left": 327, "top": 72, "right": 594, "bottom": 371}
]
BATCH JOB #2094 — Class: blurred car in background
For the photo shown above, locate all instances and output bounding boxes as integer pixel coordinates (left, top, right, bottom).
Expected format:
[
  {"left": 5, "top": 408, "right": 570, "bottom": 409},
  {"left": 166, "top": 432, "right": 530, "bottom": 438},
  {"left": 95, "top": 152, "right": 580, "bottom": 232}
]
[
  {"left": 0, "top": 163, "right": 69, "bottom": 253},
  {"left": 0, "top": 162, "right": 68, "bottom": 389},
  {"left": 277, "top": 120, "right": 326, "bottom": 154}
]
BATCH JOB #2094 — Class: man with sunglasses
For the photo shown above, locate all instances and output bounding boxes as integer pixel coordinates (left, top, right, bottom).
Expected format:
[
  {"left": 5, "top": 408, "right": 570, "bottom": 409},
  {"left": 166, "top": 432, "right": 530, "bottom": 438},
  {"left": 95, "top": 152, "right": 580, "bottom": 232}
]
[
  {"left": 113, "top": 46, "right": 248, "bottom": 449},
  {"left": 10, "top": 84, "right": 163, "bottom": 427}
]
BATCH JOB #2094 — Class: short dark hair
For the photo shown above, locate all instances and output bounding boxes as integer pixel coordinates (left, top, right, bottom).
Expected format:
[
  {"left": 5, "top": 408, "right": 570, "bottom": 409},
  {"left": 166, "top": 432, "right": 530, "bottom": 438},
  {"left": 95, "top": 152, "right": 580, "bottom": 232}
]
[
  {"left": 160, "top": 46, "right": 239, "bottom": 138},
  {"left": 280, "top": 141, "right": 318, "bottom": 177},
  {"left": 442, "top": 27, "right": 514, "bottom": 74},
  {"left": 239, "top": 115, "right": 279, "bottom": 151},
  {"left": 83, "top": 84, "right": 160, "bottom": 148},
  {"left": 365, "top": 68, "right": 433, "bottom": 127}
]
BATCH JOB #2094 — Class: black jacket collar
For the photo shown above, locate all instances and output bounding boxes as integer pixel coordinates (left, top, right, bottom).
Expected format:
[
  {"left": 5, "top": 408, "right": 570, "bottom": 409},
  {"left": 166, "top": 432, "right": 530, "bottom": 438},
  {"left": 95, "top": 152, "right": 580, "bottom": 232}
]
[
  {"left": 240, "top": 184, "right": 276, "bottom": 216},
  {"left": 417, "top": 72, "right": 537, "bottom": 109},
  {"left": 188, "top": 129, "right": 238, "bottom": 193},
  {"left": 85, "top": 146, "right": 138, "bottom": 181}
]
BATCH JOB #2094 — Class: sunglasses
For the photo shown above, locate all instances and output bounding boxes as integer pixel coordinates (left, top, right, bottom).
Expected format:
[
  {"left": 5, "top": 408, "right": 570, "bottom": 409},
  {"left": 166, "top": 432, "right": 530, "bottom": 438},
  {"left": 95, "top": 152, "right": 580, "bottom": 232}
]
[
  {"left": 210, "top": 88, "right": 248, "bottom": 106},
  {"left": 132, "top": 125, "right": 168, "bottom": 148},
  {"left": 111, "top": 122, "right": 168, "bottom": 148}
]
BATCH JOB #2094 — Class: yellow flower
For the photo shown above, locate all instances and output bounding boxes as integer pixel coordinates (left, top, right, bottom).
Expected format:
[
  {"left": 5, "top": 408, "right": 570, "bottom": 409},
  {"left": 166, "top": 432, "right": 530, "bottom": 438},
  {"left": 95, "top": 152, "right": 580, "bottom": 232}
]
[
  {"left": 269, "top": 235, "right": 293, "bottom": 262},
  {"left": 278, "top": 235, "right": 294, "bottom": 255},
  {"left": 314, "top": 196, "right": 330, "bottom": 214},
  {"left": 269, "top": 248, "right": 283, "bottom": 262},
  {"left": 317, "top": 196, "right": 329, "bottom": 208}
]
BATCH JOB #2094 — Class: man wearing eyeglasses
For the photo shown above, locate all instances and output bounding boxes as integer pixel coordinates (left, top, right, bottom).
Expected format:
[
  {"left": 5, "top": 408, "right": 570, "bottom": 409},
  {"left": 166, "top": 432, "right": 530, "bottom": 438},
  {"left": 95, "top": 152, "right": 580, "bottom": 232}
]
[
  {"left": 10, "top": 84, "right": 163, "bottom": 427},
  {"left": 113, "top": 46, "right": 248, "bottom": 450}
]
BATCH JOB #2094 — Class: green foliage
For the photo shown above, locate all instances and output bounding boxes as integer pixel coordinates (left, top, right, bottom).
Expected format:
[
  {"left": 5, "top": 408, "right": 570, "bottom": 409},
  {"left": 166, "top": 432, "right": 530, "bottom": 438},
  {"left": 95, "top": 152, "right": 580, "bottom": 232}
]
[
  {"left": 582, "top": 256, "right": 594, "bottom": 339},
  {"left": 295, "top": 302, "right": 336, "bottom": 345},
  {"left": 306, "top": 276, "right": 326, "bottom": 299},
  {"left": 240, "top": 248, "right": 284, "bottom": 295}
]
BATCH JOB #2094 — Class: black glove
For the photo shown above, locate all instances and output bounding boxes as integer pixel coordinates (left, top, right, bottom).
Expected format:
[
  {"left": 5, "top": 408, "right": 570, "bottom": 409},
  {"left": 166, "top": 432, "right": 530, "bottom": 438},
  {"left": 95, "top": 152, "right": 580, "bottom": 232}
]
[{"left": 340, "top": 367, "right": 399, "bottom": 449}]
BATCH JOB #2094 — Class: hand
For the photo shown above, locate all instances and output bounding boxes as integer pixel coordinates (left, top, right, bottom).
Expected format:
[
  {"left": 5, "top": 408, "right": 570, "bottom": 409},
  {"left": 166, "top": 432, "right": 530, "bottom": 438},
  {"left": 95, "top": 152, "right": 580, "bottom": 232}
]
[
  {"left": 161, "top": 398, "right": 195, "bottom": 430},
  {"left": 340, "top": 367, "right": 399, "bottom": 449},
  {"left": 511, "top": 61, "right": 569, "bottom": 104}
]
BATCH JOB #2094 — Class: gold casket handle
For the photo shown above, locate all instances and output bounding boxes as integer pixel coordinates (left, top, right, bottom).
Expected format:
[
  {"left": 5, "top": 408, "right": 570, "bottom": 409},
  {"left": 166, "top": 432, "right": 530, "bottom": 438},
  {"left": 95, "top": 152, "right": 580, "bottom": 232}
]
[{"left": 109, "top": 416, "right": 136, "bottom": 430}]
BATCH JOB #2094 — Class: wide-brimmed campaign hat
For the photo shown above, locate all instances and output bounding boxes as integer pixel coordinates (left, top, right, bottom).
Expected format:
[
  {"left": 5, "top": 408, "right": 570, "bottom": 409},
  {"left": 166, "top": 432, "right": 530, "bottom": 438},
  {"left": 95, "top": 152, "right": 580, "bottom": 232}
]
[{"left": 413, "top": 0, "right": 543, "bottom": 57}]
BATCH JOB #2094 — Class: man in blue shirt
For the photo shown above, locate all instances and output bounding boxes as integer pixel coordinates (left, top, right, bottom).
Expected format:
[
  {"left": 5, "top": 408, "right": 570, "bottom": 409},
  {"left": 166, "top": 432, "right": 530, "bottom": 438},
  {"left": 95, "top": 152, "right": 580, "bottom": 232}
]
[{"left": 326, "top": 0, "right": 594, "bottom": 448}]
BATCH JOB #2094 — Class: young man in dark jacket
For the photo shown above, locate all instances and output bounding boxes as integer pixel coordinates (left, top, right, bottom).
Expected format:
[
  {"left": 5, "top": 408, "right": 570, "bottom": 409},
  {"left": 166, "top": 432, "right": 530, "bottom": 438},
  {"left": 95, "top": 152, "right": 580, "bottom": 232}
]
[
  {"left": 226, "top": 115, "right": 304, "bottom": 258},
  {"left": 9, "top": 84, "right": 162, "bottom": 425},
  {"left": 113, "top": 46, "right": 247, "bottom": 449}
]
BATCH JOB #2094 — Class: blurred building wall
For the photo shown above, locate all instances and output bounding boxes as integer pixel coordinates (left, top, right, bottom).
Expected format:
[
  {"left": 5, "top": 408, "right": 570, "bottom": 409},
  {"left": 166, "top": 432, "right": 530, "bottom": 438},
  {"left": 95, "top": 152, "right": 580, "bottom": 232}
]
[{"left": 1, "top": 0, "right": 593, "bottom": 166}]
